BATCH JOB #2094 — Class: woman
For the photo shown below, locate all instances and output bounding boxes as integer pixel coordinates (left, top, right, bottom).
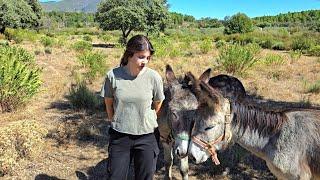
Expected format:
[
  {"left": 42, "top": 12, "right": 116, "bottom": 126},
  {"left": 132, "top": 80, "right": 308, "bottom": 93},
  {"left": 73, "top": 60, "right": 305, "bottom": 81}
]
[{"left": 100, "top": 35, "right": 165, "bottom": 180}]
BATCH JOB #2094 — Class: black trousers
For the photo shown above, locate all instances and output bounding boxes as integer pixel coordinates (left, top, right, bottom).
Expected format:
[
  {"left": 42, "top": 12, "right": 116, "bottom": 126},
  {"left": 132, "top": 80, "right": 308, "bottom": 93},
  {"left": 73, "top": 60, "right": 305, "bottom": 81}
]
[{"left": 107, "top": 128, "right": 160, "bottom": 180}]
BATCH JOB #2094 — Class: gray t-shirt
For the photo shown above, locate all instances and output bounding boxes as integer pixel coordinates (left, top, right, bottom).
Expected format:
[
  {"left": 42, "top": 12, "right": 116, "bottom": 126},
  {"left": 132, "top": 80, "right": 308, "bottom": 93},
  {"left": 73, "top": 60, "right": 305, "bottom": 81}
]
[{"left": 100, "top": 66, "right": 165, "bottom": 135}]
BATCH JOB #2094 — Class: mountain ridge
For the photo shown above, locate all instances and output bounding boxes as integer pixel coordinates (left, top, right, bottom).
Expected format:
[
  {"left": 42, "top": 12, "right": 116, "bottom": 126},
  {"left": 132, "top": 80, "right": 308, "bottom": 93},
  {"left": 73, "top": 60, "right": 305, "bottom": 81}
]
[{"left": 40, "top": 0, "right": 102, "bottom": 13}]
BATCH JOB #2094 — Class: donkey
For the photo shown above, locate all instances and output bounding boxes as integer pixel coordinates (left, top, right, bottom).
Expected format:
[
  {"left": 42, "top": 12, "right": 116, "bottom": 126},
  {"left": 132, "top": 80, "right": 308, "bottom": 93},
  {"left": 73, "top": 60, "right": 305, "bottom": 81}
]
[
  {"left": 157, "top": 65, "right": 199, "bottom": 180},
  {"left": 184, "top": 71, "right": 320, "bottom": 180},
  {"left": 173, "top": 71, "right": 247, "bottom": 161}
]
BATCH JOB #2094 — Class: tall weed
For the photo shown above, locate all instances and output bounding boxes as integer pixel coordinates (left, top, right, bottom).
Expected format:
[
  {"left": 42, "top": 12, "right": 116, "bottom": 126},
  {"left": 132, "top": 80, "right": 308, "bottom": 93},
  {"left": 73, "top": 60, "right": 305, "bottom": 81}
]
[
  {"left": 199, "top": 38, "right": 212, "bottom": 54},
  {"left": 72, "top": 40, "right": 93, "bottom": 52},
  {"left": 77, "top": 51, "right": 106, "bottom": 81},
  {"left": 216, "top": 43, "right": 260, "bottom": 75},
  {"left": 67, "top": 83, "right": 101, "bottom": 110}
]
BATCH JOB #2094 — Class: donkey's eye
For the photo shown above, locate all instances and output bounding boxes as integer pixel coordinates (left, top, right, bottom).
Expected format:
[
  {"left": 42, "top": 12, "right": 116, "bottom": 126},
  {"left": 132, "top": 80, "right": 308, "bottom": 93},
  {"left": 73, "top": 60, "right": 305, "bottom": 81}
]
[
  {"left": 204, "top": 125, "right": 215, "bottom": 131},
  {"left": 172, "top": 112, "right": 178, "bottom": 119}
]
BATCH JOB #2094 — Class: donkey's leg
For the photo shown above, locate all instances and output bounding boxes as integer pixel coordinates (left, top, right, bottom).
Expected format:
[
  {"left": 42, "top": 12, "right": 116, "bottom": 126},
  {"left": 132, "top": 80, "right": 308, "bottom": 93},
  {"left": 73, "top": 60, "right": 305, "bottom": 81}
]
[
  {"left": 179, "top": 156, "right": 189, "bottom": 180},
  {"left": 266, "top": 161, "right": 296, "bottom": 180},
  {"left": 163, "top": 142, "right": 173, "bottom": 180}
]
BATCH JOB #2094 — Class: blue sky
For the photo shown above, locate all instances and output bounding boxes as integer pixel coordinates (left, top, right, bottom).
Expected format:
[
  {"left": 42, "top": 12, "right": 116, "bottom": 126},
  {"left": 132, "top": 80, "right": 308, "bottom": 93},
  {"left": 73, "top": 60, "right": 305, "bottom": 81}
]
[
  {"left": 167, "top": 0, "right": 320, "bottom": 19},
  {"left": 39, "top": 0, "right": 320, "bottom": 20}
]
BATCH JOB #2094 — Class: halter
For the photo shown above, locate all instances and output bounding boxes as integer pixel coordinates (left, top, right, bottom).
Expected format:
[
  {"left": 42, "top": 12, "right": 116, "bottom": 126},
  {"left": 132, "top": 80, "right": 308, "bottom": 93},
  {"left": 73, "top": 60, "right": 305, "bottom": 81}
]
[{"left": 191, "top": 99, "right": 232, "bottom": 165}]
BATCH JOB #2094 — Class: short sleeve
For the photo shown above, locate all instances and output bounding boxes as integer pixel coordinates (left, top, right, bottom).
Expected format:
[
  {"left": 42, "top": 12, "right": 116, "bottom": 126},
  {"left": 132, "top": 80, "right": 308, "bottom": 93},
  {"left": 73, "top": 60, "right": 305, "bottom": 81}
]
[
  {"left": 152, "top": 72, "right": 165, "bottom": 101},
  {"left": 100, "top": 73, "right": 113, "bottom": 98}
]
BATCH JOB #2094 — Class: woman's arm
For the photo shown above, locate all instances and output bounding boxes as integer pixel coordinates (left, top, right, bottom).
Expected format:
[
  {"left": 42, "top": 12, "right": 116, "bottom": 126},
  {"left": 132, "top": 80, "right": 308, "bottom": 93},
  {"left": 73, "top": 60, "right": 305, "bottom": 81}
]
[
  {"left": 153, "top": 100, "right": 163, "bottom": 118},
  {"left": 104, "top": 97, "right": 114, "bottom": 122}
]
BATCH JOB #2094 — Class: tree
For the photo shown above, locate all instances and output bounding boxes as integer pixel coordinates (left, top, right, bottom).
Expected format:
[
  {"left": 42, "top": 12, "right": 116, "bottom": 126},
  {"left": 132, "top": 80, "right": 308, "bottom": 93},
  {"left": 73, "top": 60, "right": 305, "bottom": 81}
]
[
  {"left": 95, "top": 0, "right": 170, "bottom": 44},
  {"left": 224, "top": 13, "right": 253, "bottom": 34},
  {"left": 0, "top": 0, "right": 42, "bottom": 34}
]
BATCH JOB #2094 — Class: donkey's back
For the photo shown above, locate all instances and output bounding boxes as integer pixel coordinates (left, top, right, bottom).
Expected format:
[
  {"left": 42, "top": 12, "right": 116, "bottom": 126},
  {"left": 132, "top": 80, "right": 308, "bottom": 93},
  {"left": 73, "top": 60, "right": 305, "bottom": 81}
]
[{"left": 269, "top": 109, "right": 320, "bottom": 179}]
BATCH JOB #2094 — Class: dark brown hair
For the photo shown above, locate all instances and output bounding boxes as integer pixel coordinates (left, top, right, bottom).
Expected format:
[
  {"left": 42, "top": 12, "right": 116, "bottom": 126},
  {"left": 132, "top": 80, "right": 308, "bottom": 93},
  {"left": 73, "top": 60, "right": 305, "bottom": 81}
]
[{"left": 120, "top": 35, "right": 155, "bottom": 67}]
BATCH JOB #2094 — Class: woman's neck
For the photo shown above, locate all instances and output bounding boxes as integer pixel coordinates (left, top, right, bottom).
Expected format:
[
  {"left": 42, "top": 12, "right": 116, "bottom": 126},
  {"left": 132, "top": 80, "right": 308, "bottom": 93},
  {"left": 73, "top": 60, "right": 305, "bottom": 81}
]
[{"left": 125, "top": 62, "right": 144, "bottom": 77}]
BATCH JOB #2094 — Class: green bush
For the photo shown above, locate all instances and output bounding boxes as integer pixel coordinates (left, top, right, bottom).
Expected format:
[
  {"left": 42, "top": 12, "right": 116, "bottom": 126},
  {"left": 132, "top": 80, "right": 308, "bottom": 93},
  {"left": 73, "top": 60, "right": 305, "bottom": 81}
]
[
  {"left": 67, "top": 83, "right": 101, "bottom": 110},
  {"left": 224, "top": 13, "right": 253, "bottom": 34},
  {"left": 40, "top": 36, "right": 54, "bottom": 47},
  {"left": 215, "top": 40, "right": 227, "bottom": 49},
  {"left": 259, "top": 39, "right": 274, "bottom": 49},
  {"left": 262, "top": 54, "right": 285, "bottom": 66},
  {"left": 152, "top": 36, "right": 172, "bottom": 58},
  {"left": 291, "top": 37, "right": 314, "bottom": 51},
  {"left": 72, "top": 40, "right": 93, "bottom": 52},
  {"left": 216, "top": 43, "right": 260, "bottom": 75},
  {"left": 99, "top": 34, "right": 112, "bottom": 43},
  {"left": 44, "top": 48, "right": 52, "bottom": 54},
  {"left": 0, "top": 46, "right": 41, "bottom": 112},
  {"left": 77, "top": 51, "right": 106, "bottom": 81},
  {"left": 83, "top": 35, "right": 92, "bottom": 42},
  {"left": 289, "top": 50, "right": 302, "bottom": 62},
  {"left": 199, "top": 38, "right": 212, "bottom": 54},
  {"left": 304, "top": 80, "right": 320, "bottom": 94},
  {"left": 308, "top": 45, "right": 320, "bottom": 56},
  {"left": 272, "top": 42, "right": 286, "bottom": 50},
  {"left": 4, "top": 29, "right": 39, "bottom": 43}
]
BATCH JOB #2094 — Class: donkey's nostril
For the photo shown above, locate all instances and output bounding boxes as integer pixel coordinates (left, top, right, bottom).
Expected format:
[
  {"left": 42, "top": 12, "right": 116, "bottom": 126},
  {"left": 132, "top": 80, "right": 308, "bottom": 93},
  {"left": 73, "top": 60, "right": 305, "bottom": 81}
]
[
  {"left": 176, "top": 149, "right": 180, "bottom": 156},
  {"left": 191, "top": 156, "right": 196, "bottom": 162}
]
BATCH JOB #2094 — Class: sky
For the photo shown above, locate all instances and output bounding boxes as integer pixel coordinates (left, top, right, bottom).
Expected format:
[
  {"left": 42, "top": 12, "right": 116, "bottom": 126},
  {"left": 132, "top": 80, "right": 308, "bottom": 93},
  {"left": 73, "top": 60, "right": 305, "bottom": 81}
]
[
  {"left": 39, "top": 0, "right": 320, "bottom": 20},
  {"left": 167, "top": 0, "right": 320, "bottom": 19}
]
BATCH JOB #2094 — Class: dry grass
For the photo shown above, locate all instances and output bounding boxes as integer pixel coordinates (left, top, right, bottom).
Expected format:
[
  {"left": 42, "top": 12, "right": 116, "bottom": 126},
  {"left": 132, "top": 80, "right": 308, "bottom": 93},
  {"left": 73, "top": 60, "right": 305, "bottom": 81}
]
[{"left": 0, "top": 33, "right": 319, "bottom": 179}]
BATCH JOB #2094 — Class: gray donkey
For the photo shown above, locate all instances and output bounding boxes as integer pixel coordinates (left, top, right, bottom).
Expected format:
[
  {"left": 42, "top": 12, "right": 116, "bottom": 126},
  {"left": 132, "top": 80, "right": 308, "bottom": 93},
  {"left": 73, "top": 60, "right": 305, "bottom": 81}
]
[
  {"left": 183, "top": 71, "right": 320, "bottom": 180},
  {"left": 157, "top": 65, "right": 199, "bottom": 180}
]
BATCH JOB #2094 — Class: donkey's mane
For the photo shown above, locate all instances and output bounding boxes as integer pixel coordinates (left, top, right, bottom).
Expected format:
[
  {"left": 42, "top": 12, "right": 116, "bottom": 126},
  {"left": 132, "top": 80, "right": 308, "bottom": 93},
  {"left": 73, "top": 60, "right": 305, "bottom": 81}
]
[
  {"left": 232, "top": 101, "right": 288, "bottom": 137},
  {"left": 232, "top": 96, "right": 320, "bottom": 137}
]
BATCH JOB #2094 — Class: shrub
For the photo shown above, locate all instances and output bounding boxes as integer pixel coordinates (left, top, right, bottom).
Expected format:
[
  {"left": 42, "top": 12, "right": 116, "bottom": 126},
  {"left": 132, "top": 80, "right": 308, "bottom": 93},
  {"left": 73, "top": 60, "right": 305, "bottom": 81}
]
[
  {"left": 289, "top": 50, "right": 302, "bottom": 62},
  {"left": 44, "top": 48, "right": 52, "bottom": 54},
  {"left": 262, "top": 54, "right": 285, "bottom": 66},
  {"left": 83, "top": 35, "right": 92, "bottom": 42},
  {"left": 259, "top": 39, "right": 274, "bottom": 49},
  {"left": 308, "top": 45, "right": 320, "bottom": 57},
  {"left": 216, "top": 43, "right": 260, "bottom": 75},
  {"left": 40, "top": 36, "right": 54, "bottom": 47},
  {"left": 4, "top": 29, "right": 23, "bottom": 43},
  {"left": 67, "top": 83, "right": 101, "bottom": 110},
  {"left": 152, "top": 36, "right": 172, "bottom": 58},
  {"left": 77, "top": 51, "right": 106, "bottom": 81},
  {"left": 0, "top": 40, "right": 9, "bottom": 46},
  {"left": 99, "top": 34, "right": 112, "bottom": 43},
  {"left": 304, "top": 80, "right": 320, "bottom": 94},
  {"left": 272, "top": 41, "right": 286, "bottom": 50},
  {"left": 199, "top": 38, "right": 212, "bottom": 54},
  {"left": 0, "top": 46, "right": 41, "bottom": 112},
  {"left": 291, "top": 37, "right": 314, "bottom": 51},
  {"left": 72, "top": 40, "right": 92, "bottom": 52},
  {"left": 224, "top": 13, "right": 253, "bottom": 34},
  {"left": 215, "top": 40, "right": 227, "bottom": 49},
  {"left": 0, "top": 120, "right": 47, "bottom": 176},
  {"left": 4, "top": 29, "right": 39, "bottom": 43}
]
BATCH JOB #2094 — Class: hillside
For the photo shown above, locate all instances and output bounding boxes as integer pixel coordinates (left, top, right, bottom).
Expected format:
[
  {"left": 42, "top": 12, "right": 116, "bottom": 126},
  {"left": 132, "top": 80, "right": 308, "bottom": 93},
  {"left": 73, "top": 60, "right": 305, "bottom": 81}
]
[{"left": 40, "top": 0, "right": 102, "bottom": 12}]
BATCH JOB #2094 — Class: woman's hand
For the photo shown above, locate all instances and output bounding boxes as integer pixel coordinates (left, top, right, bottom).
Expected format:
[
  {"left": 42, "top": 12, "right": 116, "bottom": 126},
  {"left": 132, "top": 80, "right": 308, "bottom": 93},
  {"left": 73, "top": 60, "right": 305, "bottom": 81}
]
[{"left": 153, "top": 100, "right": 163, "bottom": 118}]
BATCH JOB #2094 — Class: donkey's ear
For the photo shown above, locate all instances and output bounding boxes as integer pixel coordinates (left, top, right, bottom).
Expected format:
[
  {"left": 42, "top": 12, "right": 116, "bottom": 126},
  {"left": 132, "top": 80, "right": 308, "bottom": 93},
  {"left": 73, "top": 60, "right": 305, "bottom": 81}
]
[
  {"left": 165, "top": 64, "right": 176, "bottom": 83},
  {"left": 199, "top": 68, "right": 211, "bottom": 83}
]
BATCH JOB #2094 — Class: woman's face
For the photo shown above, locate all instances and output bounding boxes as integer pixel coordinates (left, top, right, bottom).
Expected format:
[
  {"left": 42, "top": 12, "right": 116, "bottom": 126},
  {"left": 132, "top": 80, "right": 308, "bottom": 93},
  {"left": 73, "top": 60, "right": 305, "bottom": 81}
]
[{"left": 128, "top": 50, "right": 151, "bottom": 69}]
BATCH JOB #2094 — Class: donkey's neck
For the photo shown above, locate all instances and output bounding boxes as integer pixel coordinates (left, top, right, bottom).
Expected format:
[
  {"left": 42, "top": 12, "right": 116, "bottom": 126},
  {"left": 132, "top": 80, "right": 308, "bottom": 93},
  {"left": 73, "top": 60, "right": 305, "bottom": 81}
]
[
  {"left": 230, "top": 102, "right": 284, "bottom": 158},
  {"left": 231, "top": 124, "right": 271, "bottom": 157}
]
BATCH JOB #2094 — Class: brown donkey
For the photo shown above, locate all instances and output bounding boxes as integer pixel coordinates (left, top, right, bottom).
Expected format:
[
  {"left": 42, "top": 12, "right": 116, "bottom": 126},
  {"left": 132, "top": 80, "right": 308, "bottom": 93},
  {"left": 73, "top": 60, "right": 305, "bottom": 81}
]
[{"left": 183, "top": 71, "right": 320, "bottom": 179}]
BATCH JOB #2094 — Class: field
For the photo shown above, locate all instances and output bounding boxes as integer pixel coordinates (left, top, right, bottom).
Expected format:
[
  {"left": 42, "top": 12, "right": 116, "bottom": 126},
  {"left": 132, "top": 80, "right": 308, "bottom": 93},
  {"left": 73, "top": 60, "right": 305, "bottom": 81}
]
[{"left": 0, "top": 27, "right": 319, "bottom": 179}]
